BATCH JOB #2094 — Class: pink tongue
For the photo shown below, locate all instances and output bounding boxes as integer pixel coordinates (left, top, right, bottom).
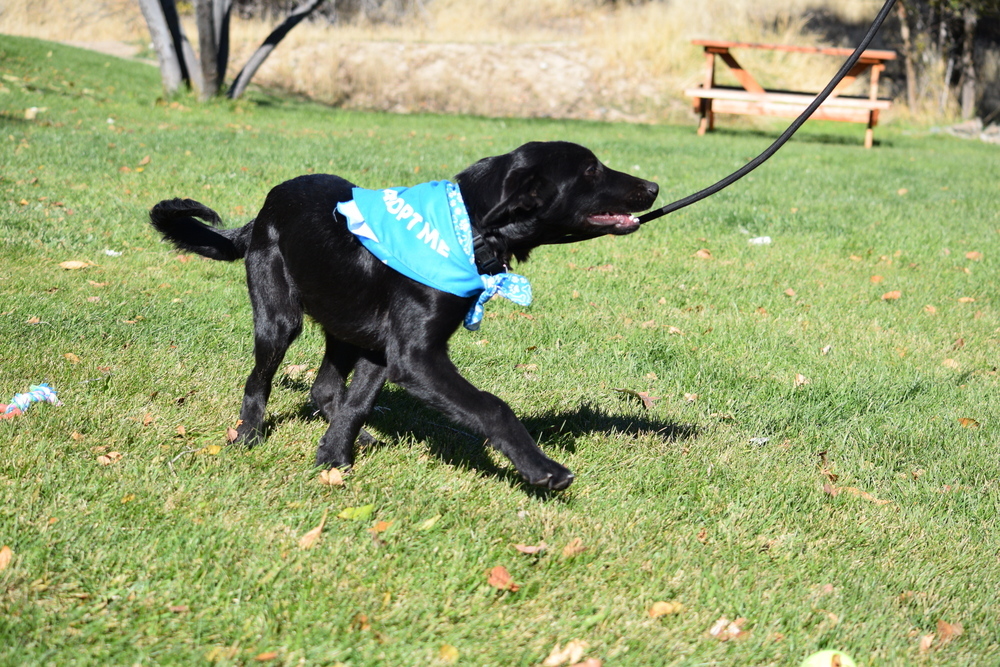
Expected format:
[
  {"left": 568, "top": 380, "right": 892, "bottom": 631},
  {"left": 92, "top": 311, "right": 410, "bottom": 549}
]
[{"left": 589, "top": 214, "right": 635, "bottom": 226}]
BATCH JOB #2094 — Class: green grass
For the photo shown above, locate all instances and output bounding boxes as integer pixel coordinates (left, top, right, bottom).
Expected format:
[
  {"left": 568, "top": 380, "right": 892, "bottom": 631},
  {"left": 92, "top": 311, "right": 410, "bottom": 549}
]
[{"left": 2, "top": 34, "right": 1000, "bottom": 666}]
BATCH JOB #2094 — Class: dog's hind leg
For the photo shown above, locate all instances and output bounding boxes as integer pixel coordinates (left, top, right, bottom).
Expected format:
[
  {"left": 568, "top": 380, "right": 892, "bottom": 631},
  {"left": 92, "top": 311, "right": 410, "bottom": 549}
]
[
  {"left": 314, "top": 350, "right": 387, "bottom": 470},
  {"left": 235, "top": 248, "right": 303, "bottom": 445},
  {"left": 311, "top": 336, "right": 383, "bottom": 449}
]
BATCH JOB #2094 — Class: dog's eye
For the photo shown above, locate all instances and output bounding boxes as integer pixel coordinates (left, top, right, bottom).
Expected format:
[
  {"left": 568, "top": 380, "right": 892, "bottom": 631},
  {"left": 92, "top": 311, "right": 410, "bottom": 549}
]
[{"left": 583, "top": 163, "right": 600, "bottom": 178}]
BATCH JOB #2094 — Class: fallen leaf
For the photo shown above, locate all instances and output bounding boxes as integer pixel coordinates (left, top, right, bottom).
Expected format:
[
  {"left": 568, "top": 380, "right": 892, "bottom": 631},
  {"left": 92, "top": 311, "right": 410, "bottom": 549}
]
[
  {"left": 570, "top": 660, "right": 602, "bottom": 667},
  {"left": 27, "top": 316, "right": 42, "bottom": 324},
  {"left": 708, "top": 616, "right": 748, "bottom": 641},
  {"left": 666, "top": 326, "right": 683, "bottom": 335},
  {"left": 487, "top": 565, "right": 520, "bottom": 592},
  {"left": 696, "top": 528, "right": 708, "bottom": 544},
  {"left": 439, "top": 644, "right": 459, "bottom": 663},
  {"left": 168, "top": 605, "right": 189, "bottom": 613},
  {"left": 284, "top": 363, "right": 310, "bottom": 377},
  {"left": 937, "top": 620, "right": 964, "bottom": 646},
  {"left": 59, "top": 260, "right": 90, "bottom": 270},
  {"left": 614, "top": 388, "right": 659, "bottom": 410},
  {"left": 97, "top": 451, "right": 123, "bottom": 466},
  {"left": 225, "top": 427, "right": 240, "bottom": 443},
  {"left": 562, "top": 537, "right": 587, "bottom": 557},
  {"left": 942, "top": 358, "right": 961, "bottom": 369},
  {"left": 337, "top": 504, "right": 374, "bottom": 521},
  {"left": 820, "top": 345, "right": 833, "bottom": 355},
  {"left": 138, "top": 155, "right": 151, "bottom": 166},
  {"left": 319, "top": 468, "right": 345, "bottom": 487},
  {"left": 794, "top": 373, "right": 810, "bottom": 387},
  {"left": 784, "top": 288, "right": 797, "bottom": 297},
  {"left": 924, "top": 305, "right": 937, "bottom": 314},
  {"left": 919, "top": 634, "right": 935, "bottom": 653},
  {"left": 298, "top": 509, "right": 328, "bottom": 549},
  {"left": 515, "top": 363, "right": 538, "bottom": 371},
  {"left": 64, "top": 353, "right": 81, "bottom": 364},
  {"left": 897, "top": 188, "right": 909, "bottom": 196},
  {"left": 683, "top": 393, "right": 698, "bottom": 402},
  {"left": 175, "top": 425, "right": 186, "bottom": 437},
  {"left": 199, "top": 444, "right": 222, "bottom": 456},
  {"left": 0, "top": 546, "right": 12, "bottom": 571},
  {"left": 870, "top": 275, "right": 884, "bottom": 283},
  {"left": 649, "top": 601, "right": 684, "bottom": 617},
  {"left": 417, "top": 514, "right": 441, "bottom": 530},
  {"left": 120, "top": 494, "right": 135, "bottom": 504},
  {"left": 958, "top": 297, "right": 975, "bottom": 303},
  {"left": 513, "top": 542, "right": 548, "bottom": 554},
  {"left": 965, "top": 251, "right": 983, "bottom": 261},
  {"left": 71, "top": 431, "right": 85, "bottom": 441},
  {"left": 254, "top": 651, "right": 279, "bottom": 662},
  {"left": 694, "top": 248, "right": 713, "bottom": 259},
  {"left": 958, "top": 417, "right": 980, "bottom": 429},
  {"left": 952, "top": 337, "right": 965, "bottom": 350},
  {"left": 142, "top": 413, "right": 154, "bottom": 426},
  {"left": 882, "top": 290, "right": 902, "bottom": 301},
  {"left": 828, "top": 484, "right": 892, "bottom": 505},
  {"left": 369, "top": 520, "right": 393, "bottom": 533},
  {"left": 543, "top": 639, "right": 588, "bottom": 667}
]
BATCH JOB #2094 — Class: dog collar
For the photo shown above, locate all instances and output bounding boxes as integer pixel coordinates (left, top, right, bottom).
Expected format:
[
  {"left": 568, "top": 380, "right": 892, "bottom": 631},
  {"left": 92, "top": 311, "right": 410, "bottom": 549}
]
[{"left": 336, "top": 180, "right": 531, "bottom": 330}]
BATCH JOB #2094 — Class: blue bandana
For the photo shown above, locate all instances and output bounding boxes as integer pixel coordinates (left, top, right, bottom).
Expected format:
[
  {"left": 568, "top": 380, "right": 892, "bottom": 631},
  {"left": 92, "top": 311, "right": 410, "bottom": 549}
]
[{"left": 336, "top": 180, "right": 531, "bottom": 330}]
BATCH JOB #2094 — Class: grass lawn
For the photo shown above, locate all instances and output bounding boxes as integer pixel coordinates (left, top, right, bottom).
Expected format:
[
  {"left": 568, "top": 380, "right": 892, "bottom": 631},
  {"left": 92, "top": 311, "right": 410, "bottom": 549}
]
[{"left": 2, "top": 35, "right": 999, "bottom": 666}]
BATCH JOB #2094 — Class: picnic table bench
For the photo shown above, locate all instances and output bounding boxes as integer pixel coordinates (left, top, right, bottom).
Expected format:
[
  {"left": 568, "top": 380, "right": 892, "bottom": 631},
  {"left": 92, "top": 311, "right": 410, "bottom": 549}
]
[{"left": 684, "top": 39, "right": 896, "bottom": 148}]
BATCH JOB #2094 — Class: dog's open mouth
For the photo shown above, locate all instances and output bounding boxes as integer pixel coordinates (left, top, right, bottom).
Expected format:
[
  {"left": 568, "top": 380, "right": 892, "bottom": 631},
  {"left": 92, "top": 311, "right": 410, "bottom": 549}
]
[{"left": 587, "top": 213, "right": 641, "bottom": 234}]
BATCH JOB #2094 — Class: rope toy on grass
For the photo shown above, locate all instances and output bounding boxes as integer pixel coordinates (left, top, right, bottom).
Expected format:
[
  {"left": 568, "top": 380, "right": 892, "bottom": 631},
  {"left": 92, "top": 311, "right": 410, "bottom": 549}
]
[{"left": 0, "top": 383, "right": 62, "bottom": 419}]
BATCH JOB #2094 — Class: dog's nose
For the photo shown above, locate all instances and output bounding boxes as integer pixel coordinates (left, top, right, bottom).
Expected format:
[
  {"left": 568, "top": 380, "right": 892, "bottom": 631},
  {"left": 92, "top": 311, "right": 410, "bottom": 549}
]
[{"left": 644, "top": 180, "right": 659, "bottom": 199}]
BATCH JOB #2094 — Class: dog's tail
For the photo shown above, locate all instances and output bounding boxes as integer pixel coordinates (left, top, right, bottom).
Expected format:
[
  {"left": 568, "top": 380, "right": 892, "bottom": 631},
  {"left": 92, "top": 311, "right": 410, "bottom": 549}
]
[{"left": 149, "top": 198, "right": 252, "bottom": 261}]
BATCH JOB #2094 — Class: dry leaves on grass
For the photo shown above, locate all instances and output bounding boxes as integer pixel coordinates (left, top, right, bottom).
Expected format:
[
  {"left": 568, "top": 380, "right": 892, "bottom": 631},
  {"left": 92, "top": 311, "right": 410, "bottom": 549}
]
[
  {"left": 649, "top": 601, "right": 684, "bottom": 617},
  {"left": 338, "top": 504, "right": 374, "bottom": 521},
  {"left": 613, "top": 388, "right": 659, "bottom": 410},
  {"left": 542, "top": 639, "right": 588, "bottom": 666},
  {"left": 254, "top": 651, "right": 279, "bottom": 662},
  {"left": 958, "top": 417, "right": 980, "bottom": 429},
  {"left": 487, "top": 565, "right": 520, "bottom": 592},
  {"left": 318, "top": 467, "right": 345, "bottom": 486},
  {"left": 562, "top": 538, "right": 587, "bottom": 558},
  {"left": 693, "top": 248, "right": 713, "bottom": 260},
  {"left": 298, "top": 509, "right": 328, "bottom": 550},
  {"left": 708, "top": 616, "right": 749, "bottom": 641},
  {"left": 920, "top": 620, "right": 964, "bottom": 652},
  {"left": 882, "top": 290, "right": 903, "bottom": 301},
  {"left": 794, "top": 373, "right": 810, "bottom": 388},
  {"left": 438, "top": 644, "right": 459, "bottom": 663},
  {"left": 59, "top": 260, "right": 92, "bottom": 270},
  {"left": 0, "top": 546, "right": 12, "bottom": 571},
  {"left": 823, "top": 482, "right": 892, "bottom": 506},
  {"left": 513, "top": 542, "right": 548, "bottom": 555},
  {"left": 97, "top": 451, "right": 123, "bottom": 466}
]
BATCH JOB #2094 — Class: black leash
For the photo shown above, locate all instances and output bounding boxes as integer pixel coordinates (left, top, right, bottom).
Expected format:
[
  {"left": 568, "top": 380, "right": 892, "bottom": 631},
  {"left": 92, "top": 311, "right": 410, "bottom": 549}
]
[{"left": 636, "top": 0, "right": 898, "bottom": 225}]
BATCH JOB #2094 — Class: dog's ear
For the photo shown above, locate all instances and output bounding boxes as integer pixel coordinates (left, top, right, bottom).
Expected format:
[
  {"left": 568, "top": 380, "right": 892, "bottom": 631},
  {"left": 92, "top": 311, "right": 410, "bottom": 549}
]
[{"left": 480, "top": 167, "right": 554, "bottom": 228}]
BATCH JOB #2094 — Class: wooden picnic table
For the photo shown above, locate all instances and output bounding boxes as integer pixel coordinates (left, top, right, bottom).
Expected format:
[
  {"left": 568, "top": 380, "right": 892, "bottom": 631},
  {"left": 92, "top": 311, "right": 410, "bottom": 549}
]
[{"left": 684, "top": 39, "right": 897, "bottom": 148}]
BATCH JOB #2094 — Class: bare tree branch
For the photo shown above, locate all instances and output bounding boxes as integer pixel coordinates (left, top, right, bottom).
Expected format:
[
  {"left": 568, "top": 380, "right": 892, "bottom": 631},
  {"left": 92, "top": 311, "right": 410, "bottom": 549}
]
[{"left": 227, "top": 0, "right": 326, "bottom": 99}]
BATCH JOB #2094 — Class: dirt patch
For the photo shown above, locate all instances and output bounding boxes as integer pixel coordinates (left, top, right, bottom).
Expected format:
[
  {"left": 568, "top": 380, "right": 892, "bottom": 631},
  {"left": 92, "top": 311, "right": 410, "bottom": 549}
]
[{"left": 248, "top": 39, "right": 682, "bottom": 123}]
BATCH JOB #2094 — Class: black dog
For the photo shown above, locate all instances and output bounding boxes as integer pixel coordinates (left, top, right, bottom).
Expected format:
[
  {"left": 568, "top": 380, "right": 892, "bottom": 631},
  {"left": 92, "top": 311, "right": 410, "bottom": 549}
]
[{"left": 150, "top": 141, "right": 657, "bottom": 490}]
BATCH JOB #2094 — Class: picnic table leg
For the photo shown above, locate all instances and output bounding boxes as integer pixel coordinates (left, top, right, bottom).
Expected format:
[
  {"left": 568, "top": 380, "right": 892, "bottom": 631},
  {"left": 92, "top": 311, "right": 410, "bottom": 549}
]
[{"left": 697, "top": 99, "right": 715, "bottom": 135}]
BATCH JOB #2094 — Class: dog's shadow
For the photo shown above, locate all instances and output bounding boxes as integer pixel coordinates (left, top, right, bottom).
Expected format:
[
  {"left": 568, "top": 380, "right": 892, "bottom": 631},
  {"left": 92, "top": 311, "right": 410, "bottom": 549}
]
[{"left": 274, "top": 383, "right": 696, "bottom": 496}]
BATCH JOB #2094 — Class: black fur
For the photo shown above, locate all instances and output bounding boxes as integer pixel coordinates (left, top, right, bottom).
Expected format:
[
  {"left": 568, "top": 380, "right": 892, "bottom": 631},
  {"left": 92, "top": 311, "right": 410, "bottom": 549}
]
[{"left": 149, "top": 141, "right": 658, "bottom": 490}]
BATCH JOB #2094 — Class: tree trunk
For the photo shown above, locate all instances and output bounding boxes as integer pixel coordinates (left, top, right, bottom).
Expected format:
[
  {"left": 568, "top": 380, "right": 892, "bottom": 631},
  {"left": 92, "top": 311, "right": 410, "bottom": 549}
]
[
  {"left": 194, "top": 0, "right": 234, "bottom": 100},
  {"left": 227, "top": 0, "right": 326, "bottom": 100},
  {"left": 897, "top": 1, "right": 918, "bottom": 111},
  {"left": 958, "top": 7, "right": 978, "bottom": 120},
  {"left": 138, "top": 0, "right": 185, "bottom": 94}
]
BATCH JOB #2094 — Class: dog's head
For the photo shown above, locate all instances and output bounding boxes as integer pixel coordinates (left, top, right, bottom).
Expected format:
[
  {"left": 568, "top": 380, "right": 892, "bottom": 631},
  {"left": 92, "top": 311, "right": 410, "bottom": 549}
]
[{"left": 456, "top": 141, "right": 659, "bottom": 261}]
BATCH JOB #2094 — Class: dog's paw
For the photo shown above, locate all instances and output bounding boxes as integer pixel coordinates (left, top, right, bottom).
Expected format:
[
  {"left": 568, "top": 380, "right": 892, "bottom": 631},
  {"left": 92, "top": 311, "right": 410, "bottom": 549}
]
[{"left": 527, "top": 466, "right": 575, "bottom": 491}]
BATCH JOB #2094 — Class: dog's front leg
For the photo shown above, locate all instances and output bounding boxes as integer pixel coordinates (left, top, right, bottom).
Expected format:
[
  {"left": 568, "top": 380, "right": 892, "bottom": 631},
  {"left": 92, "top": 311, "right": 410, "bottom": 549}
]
[{"left": 389, "top": 348, "right": 574, "bottom": 490}]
